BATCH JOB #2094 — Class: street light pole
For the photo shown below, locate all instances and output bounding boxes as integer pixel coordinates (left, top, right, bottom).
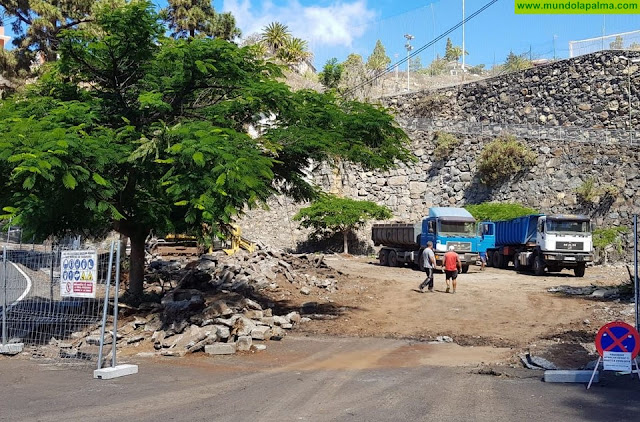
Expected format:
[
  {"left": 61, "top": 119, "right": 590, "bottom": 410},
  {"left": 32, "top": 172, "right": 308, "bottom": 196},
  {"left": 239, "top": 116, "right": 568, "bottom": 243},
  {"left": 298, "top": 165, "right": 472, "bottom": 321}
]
[
  {"left": 462, "top": 0, "right": 465, "bottom": 82},
  {"left": 404, "top": 34, "right": 414, "bottom": 92}
]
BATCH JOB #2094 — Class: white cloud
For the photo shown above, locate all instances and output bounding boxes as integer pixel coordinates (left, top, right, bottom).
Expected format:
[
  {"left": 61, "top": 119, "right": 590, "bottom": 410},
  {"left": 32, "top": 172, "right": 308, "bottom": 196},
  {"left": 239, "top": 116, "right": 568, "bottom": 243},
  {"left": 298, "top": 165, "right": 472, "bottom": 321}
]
[{"left": 223, "top": 0, "right": 376, "bottom": 48}]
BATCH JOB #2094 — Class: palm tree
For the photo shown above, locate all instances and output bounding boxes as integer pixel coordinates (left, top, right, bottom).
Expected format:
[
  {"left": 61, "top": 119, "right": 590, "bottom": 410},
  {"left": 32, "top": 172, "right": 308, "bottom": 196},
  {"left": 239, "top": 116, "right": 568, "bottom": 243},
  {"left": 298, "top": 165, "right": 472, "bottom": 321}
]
[
  {"left": 261, "top": 22, "right": 291, "bottom": 54},
  {"left": 277, "top": 37, "right": 312, "bottom": 65}
]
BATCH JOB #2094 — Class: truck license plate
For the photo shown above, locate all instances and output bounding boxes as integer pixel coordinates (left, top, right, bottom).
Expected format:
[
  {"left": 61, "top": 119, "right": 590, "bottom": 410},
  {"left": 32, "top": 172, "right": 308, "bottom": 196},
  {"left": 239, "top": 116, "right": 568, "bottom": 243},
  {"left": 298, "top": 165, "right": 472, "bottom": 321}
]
[{"left": 565, "top": 257, "right": 575, "bottom": 261}]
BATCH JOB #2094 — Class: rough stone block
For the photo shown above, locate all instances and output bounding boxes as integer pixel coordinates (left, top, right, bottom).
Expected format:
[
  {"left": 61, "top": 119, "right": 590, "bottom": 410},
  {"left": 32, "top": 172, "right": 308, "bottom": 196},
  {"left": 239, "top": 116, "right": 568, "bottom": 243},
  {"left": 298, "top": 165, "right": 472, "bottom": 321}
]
[
  {"left": 205, "top": 343, "right": 237, "bottom": 355},
  {"left": 251, "top": 326, "right": 272, "bottom": 341},
  {"left": 236, "top": 336, "right": 253, "bottom": 351}
]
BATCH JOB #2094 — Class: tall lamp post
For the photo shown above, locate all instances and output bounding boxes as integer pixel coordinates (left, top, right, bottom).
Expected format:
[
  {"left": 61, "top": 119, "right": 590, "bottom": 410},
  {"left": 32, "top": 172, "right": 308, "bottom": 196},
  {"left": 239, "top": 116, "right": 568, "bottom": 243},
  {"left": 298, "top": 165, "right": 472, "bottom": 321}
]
[{"left": 405, "top": 34, "right": 414, "bottom": 92}]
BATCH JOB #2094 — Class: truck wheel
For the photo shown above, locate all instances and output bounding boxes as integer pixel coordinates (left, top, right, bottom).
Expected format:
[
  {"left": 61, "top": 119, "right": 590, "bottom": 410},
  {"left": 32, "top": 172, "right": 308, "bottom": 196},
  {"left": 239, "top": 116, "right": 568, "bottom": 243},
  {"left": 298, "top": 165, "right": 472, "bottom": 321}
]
[
  {"left": 388, "top": 250, "right": 398, "bottom": 267},
  {"left": 574, "top": 264, "right": 586, "bottom": 278},
  {"left": 513, "top": 254, "right": 521, "bottom": 272},
  {"left": 492, "top": 252, "right": 501, "bottom": 268},
  {"left": 379, "top": 250, "right": 389, "bottom": 266},
  {"left": 461, "top": 264, "right": 469, "bottom": 274},
  {"left": 533, "top": 255, "right": 545, "bottom": 276}
]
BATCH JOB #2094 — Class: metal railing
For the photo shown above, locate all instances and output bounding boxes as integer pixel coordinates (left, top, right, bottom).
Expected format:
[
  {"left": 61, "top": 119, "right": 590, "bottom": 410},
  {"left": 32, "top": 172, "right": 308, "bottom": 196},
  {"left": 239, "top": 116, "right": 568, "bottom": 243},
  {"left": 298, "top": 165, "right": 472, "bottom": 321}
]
[{"left": 398, "top": 117, "right": 640, "bottom": 145}]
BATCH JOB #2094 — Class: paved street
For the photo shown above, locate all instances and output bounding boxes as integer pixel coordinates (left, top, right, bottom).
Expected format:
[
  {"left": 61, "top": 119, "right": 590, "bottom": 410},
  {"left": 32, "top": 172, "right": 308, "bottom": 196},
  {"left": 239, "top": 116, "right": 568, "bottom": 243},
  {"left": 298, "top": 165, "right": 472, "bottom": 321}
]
[
  {"left": 0, "top": 336, "right": 638, "bottom": 422},
  {"left": 0, "top": 261, "right": 29, "bottom": 311}
]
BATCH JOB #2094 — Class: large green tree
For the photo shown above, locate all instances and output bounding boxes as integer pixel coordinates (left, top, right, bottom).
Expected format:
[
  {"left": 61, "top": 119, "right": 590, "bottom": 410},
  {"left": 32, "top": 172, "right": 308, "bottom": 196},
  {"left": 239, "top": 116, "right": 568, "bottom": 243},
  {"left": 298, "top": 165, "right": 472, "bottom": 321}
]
[
  {"left": 160, "top": 0, "right": 240, "bottom": 40},
  {"left": 318, "top": 58, "right": 342, "bottom": 90},
  {"left": 0, "top": 1, "right": 413, "bottom": 297},
  {"left": 293, "top": 196, "right": 392, "bottom": 254}
]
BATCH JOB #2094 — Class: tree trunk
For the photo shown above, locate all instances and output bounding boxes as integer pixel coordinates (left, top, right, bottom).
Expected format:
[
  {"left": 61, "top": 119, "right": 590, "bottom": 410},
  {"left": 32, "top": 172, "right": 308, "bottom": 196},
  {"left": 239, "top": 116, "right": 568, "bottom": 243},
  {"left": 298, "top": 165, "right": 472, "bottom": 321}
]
[
  {"left": 343, "top": 230, "right": 349, "bottom": 255},
  {"left": 128, "top": 232, "right": 147, "bottom": 297}
]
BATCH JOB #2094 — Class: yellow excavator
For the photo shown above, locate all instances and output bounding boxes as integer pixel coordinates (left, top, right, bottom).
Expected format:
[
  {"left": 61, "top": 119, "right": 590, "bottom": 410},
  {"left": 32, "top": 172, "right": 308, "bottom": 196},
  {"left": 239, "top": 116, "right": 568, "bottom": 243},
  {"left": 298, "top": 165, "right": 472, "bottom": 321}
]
[
  {"left": 220, "top": 224, "right": 256, "bottom": 255},
  {"left": 147, "top": 224, "right": 255, "bottom": 257}
]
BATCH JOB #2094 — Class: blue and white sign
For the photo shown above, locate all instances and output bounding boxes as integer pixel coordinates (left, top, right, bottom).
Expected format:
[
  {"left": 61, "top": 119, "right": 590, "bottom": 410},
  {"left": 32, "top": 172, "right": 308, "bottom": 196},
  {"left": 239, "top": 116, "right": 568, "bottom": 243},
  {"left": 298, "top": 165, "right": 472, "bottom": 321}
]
[{"left": 60, "top": 250, "right": 98, "bottom": 298}]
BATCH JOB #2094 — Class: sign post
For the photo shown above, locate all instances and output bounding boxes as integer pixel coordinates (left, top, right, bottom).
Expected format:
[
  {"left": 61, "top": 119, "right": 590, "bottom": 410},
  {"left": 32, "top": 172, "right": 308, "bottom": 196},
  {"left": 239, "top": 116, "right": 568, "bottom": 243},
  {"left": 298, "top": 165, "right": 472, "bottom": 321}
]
[{"left": 588, "top": 321, "right": 640, "bottom": 389}]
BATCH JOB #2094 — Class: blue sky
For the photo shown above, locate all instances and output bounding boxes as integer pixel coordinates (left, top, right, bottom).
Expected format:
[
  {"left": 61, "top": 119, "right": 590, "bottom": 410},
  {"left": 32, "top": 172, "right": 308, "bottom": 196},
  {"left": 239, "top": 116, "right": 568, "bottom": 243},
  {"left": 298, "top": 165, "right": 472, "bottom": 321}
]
[
  {"left": 218, "top": 0, "right": 640, "bottom": 68},
  {"left": 2, "top": 1, "right": 639, "bottom": 69}
]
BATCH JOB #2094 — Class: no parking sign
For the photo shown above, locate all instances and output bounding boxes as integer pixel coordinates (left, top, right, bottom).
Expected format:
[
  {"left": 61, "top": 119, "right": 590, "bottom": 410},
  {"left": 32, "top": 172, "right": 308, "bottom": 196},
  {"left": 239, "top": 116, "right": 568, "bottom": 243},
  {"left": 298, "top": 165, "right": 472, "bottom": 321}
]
[{"left": 588, "top": 321, "right": 640, "bottom": 389}]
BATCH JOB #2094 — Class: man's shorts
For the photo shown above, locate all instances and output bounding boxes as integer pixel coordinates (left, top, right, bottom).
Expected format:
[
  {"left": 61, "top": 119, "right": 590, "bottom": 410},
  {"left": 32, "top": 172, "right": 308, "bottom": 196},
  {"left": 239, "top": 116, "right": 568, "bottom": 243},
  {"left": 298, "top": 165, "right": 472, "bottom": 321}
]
[
  {"left": 479, "top": 252, "right": 487, "bottom": 262},
  {"left": 445, "top": 270, "right": 458, "bottom": 280}
]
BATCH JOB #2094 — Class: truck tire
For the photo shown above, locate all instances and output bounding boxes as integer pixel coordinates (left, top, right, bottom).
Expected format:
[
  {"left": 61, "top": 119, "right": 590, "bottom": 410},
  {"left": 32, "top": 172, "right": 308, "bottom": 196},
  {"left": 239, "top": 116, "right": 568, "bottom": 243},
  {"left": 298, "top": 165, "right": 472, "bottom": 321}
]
[
  {"left": 533, "top": 255, "right": 545, "bottom": 276},
  {"left": 461, "top": 264, "right": 469, "bottom": 274},
  {"left": 388, "top": 250, "right": 398, "bottom": 267},
  {"left": 574, "top": 264, "right": 586, "bottom": 278},
  {"left": 513, "top": 254, "right": 521, "bottom": 272},
  {"left": 493, "top": 252, "right": 501, "bottom": 268},
  {"left": 379, "top": 249, "right": 389, "bottom": 266}
]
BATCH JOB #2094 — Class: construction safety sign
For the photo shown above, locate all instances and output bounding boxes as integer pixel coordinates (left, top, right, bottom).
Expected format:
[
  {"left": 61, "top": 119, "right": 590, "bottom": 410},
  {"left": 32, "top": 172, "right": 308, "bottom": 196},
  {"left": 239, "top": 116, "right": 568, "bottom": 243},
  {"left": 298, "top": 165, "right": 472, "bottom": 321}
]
[{"left": 60, "top": 250, "right": 98, "bottom": 298}]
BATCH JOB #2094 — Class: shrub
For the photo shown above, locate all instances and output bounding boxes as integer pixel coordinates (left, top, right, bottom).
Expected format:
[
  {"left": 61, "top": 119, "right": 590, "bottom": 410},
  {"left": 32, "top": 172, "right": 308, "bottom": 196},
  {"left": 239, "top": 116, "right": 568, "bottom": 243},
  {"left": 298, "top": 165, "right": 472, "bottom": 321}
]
[
  {"left": 575, "top": 179, "right": 620, "bottom": 204},
  {"left": 575, "top": 178, "right": 597, "bottom": 203},
  {"left": 476, "top": 135, "right": 536, "bottom": 184},
  {"left": 432, "top": 132, "right": 460, "bottom": 160},
  {"left": 465, "top": 202, "right": 539, "bottom": 221},
  {"left": 415, "top": 93, "right": 448, "bottom": 117},
  {"left": 593, "top": 226, "right": 628, "bottom": 250}
]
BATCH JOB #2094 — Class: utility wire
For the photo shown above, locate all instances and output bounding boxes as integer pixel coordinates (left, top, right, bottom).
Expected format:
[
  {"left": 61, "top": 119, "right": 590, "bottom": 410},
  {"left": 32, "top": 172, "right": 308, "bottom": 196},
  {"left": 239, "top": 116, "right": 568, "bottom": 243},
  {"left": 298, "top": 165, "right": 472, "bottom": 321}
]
[{"left": 344, "top": 0, "right": 499, "bottom": 97}]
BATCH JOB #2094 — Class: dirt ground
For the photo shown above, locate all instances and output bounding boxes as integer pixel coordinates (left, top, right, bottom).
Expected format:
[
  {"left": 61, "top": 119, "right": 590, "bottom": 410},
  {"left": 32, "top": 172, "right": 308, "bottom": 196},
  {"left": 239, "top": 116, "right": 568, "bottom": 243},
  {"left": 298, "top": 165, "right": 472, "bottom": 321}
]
[{"left": 260, "top": 255, "right": 634, "bottom": 366}]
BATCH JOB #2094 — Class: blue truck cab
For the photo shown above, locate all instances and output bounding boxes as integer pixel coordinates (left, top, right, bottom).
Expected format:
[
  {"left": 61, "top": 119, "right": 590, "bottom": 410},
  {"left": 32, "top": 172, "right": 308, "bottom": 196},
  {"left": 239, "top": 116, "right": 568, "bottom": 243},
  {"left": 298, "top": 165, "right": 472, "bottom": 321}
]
[
  {"left": 372, "top": 207, "right": 479, "bottom": 273},
  {"left": 422, "top": 207, "right": 480, "bottom": 270}
]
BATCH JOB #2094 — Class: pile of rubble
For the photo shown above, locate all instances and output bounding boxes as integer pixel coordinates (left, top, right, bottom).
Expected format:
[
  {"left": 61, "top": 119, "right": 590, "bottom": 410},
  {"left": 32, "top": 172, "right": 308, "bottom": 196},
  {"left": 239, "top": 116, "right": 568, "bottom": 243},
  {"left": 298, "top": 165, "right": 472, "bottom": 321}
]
[{"left": 63, "top": 248, "right": 342, "bottom": 359}]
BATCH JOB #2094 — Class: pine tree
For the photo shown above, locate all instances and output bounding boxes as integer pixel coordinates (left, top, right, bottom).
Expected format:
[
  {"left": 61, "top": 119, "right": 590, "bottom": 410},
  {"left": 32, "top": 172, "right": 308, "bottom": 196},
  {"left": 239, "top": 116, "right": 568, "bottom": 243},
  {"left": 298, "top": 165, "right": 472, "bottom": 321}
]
[{"left": 366, "top": 40, "right": 391, "bottom": 74}]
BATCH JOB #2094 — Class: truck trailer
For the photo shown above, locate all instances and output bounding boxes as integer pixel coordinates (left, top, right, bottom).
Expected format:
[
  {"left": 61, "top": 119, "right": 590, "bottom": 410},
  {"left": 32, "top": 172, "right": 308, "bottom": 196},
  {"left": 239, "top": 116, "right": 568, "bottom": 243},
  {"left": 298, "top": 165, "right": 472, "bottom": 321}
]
[
  {"left": 372, "top": 207, "right": 479, "bottom": 273},
  {"left": 483, "top": 214, "right": 593, "bottom": 277}
]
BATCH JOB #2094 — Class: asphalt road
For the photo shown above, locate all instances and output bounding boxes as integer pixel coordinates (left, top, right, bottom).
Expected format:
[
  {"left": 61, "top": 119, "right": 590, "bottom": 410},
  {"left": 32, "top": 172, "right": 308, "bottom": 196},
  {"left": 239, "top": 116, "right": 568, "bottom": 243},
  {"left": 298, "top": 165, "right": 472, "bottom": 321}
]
[
  {"left": 0, "top": 262, "right": 29, "bottom": 311},
  {"left": 1, "top": 336, "right": 639, "bottom": 422}
]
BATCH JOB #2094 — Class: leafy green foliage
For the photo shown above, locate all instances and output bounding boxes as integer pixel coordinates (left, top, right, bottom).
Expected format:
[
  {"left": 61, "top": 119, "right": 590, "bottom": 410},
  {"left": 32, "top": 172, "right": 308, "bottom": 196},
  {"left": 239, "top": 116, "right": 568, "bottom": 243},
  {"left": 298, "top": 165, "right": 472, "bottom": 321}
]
[
  {"left": 319, "top": 58, "right": 343, "bottom": 90},
  {"left": 0, "top": 1, "right": 413, "bottom": 295},
  {"left": 432, "top": 132, "right": 460, "bottom": 161},
  {"left": 444, "top": 38, "right": 466, "bottom": 62},
  {"left": 465, "top": 202, "right": 539, "bottom": 221},
  {"left": 477, "top": 135, "right": 537, "bottom": 184},
  {"left": 422, "top": 55, "right": 447, "bottom": 76},
  {"left": 593, "top": 226, "right": 627, "bottom": 250},
  {"left": 293, "top": 196, "right": 392, "bottom": 254},
  {"left": 259, "top": 21, "right": 311, "bottom": 67}
]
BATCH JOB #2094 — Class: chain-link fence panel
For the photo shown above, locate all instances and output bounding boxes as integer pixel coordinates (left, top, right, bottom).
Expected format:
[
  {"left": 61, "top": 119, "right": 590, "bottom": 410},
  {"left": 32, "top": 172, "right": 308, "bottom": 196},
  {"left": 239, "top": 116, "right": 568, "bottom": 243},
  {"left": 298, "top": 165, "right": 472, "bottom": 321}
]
[{"left": 1, "top": 243, "right": 118, "bottom": 365}]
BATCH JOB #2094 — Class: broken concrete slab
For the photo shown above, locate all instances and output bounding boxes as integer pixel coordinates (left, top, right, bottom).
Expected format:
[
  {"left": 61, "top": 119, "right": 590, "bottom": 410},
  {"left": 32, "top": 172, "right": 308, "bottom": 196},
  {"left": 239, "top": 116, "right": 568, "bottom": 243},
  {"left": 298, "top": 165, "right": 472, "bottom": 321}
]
[{"left": 205, "top": 343, "right": 236, "bottom": 355}]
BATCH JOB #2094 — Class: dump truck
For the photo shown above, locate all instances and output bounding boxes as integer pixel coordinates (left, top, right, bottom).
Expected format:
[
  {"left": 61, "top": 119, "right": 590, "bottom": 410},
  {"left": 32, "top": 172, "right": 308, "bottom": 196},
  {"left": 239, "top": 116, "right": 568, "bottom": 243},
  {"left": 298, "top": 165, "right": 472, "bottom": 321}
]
[
  {"left": 372, "top": 207, "right": 479, "bottom": 273},
  {"left": 483, "top": 214, "right": 593, "bottom": 277}
]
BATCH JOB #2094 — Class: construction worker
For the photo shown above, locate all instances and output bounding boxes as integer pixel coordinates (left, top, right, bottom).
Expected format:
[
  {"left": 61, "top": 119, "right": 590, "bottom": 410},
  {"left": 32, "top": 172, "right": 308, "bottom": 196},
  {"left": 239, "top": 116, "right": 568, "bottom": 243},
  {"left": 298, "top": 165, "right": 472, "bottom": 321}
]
[{"left": 443, "top": 245, "right": 462, "bottom": 293}]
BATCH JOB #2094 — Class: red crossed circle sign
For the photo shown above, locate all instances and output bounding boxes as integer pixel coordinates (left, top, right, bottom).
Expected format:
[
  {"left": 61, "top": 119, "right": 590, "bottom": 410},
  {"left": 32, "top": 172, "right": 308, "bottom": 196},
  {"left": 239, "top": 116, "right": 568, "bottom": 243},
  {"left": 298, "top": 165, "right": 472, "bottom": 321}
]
[{"left": 595, "top": 321, "right": 640, "bottom": 358}]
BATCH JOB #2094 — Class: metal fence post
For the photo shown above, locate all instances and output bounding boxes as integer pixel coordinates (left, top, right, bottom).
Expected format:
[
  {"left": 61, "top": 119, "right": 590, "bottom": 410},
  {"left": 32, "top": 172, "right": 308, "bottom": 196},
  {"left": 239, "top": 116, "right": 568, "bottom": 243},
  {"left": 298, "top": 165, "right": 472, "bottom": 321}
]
[
  {"left": 2, "top": 246, "right": 7, "bottom": 345},
  {"left": 97, "top": 241, "right": 115, "bottom": 370},
  {"left": 112, "top": 241, "right": 121, "bottom": 367},
  {"left": 635, "top": 214, "right": 639, "bottom": 333}
]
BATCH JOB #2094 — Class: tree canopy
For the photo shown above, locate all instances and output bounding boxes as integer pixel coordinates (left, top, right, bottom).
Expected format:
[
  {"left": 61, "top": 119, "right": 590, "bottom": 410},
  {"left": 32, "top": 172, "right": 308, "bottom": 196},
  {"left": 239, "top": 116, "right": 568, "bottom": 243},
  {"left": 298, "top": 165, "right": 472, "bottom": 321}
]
[
  {"left": 318, "top": 58, "right": 342, "bottom": 90},
  {"left": 293, "top": 196, "right": 392, "bottom": 254},
  {"left": 366, "top": 40, "right": 390, "bottom": 74},
  {"left": 160, "top": 0, "right": 240, "bottom": 40},
  {"left": 0, "top": 1, "right": 413, "bottom": 296}
]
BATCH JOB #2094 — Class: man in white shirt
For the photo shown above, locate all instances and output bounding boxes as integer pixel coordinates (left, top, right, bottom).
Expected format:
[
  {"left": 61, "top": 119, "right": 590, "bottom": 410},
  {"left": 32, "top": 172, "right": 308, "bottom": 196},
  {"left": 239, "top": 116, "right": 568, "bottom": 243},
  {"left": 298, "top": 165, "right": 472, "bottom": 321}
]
[{"left": 419, "top": 241, "right": 437, "bottom": 292}]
